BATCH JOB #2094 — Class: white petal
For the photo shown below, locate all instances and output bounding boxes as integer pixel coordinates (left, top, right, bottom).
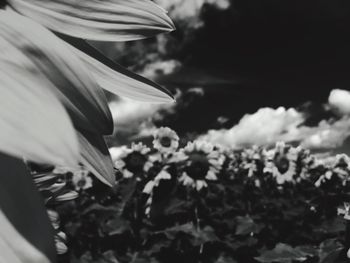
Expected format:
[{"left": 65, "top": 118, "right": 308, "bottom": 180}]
[
  {"left": 205, "top": 170, "right": 218, "bottom": 181},
  {"left": 9, "top": 0, "right": 175, "bottom": 41},
  {"left": 114, "top": 160, "right": 126, "bottom": 170},
  {"left": 0, "top": 9, "right": 113, "bottom": 134},
  {"left": 0, "top": 65, "right": 79, "bottom": 166},
  {"left": 143, "top": 181, "right": 155, "bottom": 194},
  {"left": 82, "top": 49, "right": 174, "bottom": 102},
  {"left": 78, "top": 131, "right": 115, "bottom": 186},
  {"left": 196, "top": 180, "right": 207, "bottom": 191},
  {"left": 123, "top": 170, "right": 134, "bottom": 178},
  {"left": 155, "top": 170, "right": 171, "bottom": 181}
]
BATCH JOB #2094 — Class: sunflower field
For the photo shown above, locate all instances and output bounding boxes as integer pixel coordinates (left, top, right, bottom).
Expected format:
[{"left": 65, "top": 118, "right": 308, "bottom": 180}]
[{"left": 39, "top": 127, "right": 350, "bottom": 263}]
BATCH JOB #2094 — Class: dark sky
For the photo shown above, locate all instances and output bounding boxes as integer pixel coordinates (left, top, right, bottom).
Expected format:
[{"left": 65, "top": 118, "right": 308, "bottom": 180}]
[{"left": 149, "top": 0, "right": 350, "bottom": 136}]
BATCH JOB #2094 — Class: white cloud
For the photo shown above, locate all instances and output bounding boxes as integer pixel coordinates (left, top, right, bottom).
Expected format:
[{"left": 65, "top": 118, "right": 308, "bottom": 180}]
[
  {"left": 328, "top": 89, "right": 350, "bottom": 115},
  {"left": 298, "top": 118, "right": 350, "bottom": 149},
  {"left": 155, "top": 0, "right": 230, "bottom": 22},
  {"left": 139, "top": 60, "right": 181, "bottom": 80},
  {"left": 201, "top": 106, "right": 350, "bottom": 150},
  {"left": 109, "top": 99, "right": 167, "bottom": 131},
  {"left": 201, "top": 107, "right": 304, "bottom": 148}
]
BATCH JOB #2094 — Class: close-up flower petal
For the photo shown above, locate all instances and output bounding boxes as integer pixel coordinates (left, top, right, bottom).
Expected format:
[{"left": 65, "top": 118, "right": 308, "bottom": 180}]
[
  {"left": 67, "top": 38, "right": 175, "bottom": 103},
  {"left": 0, "top": 9, "right": 113, "bottom": 135},
  {"left": 0, "top": 64, "right": 79, "bottom": 166},
  {"left": 9, "top": 0, "right": 175, "bottom": 41},
  {"left": 78, "top": 130, "right": 115, "bottom": 186}
]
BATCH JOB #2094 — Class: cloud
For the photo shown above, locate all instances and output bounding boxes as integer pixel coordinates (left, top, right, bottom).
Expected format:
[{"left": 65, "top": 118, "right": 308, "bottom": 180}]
[
  {"left": 201, "top": 107, "right": 304, "bottom": 148},
  {"left": 110, "top": 88, "right": 350, "bottom": 151},
  {"left": 328, "top": 89, "right": 350, "bottom": 115},
  {"left": 201, "top": 106, "right": 350, "bottom": 151},
  {"left": 298, "top": 118, "right": 350, "bottom": 149},
  {"left": 155, "top": 0, "right": 230, "bottom": 22},
  {"left": 138, "top": 59, "right": 181, "bottom": 80},
  {"left": 109, "top": 99, "right": 168, "bottom": 132}
]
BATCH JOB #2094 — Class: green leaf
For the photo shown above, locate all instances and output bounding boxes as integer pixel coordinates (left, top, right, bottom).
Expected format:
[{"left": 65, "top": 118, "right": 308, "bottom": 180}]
[
  {"left": 161, "top": 223, "right": 218, "bottom": 246},
  {"left": 78, "top": 251, "right": 119, "bottom": 263},
  {"left": 102, "top": 217, "right": 131, "bottom": 236},
  {"left": 0, "top": 9, "right": 113, "bottom": 135},
  {"left": 0, "top": 153, "right": 56, "bottom": 262},
  {"left": 235, "top": 215, "right": 263, "bottom": 236},
  {"left": 0, "top": 61, "right": 79, "bottom": 166},
  {"left": 78, "top": 130, "right": 115, "bottom": 186},
  {"left": 59, "top": 35, "right": 174, "bottom": 103},
  {"left": 318, "top": 239, "right": 344, "bottom": 263},
  {"left": 320, "top": 249, "right": 343, "bottom": 263},
  {"left": 113, "top": 179, "right": 138, "bottom": 216},
  {"left": 163, "top": 198, "right": 192, "bottom": 215},
  {"left": 215, "top": 254, "right": 237, "bottom": 263},
  {"left": 9, "top": 0, "right": 175, "bottom": 41},
  {"left": 255, "top": 243, "right": 310, "bottom": 263},
  {"left": 315, "top": 217, "right": 346, "bottom": 235}
]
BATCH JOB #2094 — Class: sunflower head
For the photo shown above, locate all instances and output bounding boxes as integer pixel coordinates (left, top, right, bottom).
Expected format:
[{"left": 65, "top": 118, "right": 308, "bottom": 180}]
[
  {"left": 72, "top": 169, "right": 92, "bottom": 191},
  {"left": 113, "top": 143, "right": 152, "bottom": 178},
  {"left": 153, "top": 127, "right": 179, "bottom": 153},
  {"left": 335, "top": 154, "right": 350, "bottom": 169},
  {"left": 179, "top": 141, "right": 222, "bottom": 191}
]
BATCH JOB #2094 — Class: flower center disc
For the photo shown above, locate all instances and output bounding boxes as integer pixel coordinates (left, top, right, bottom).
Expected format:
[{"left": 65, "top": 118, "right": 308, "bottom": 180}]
[
  {"left": 274, "top": 155, "right": 290, "bottom": 174},
  {"left": 77, "top": 179, "right": 86, "bottom": 188},
  {"left": 125, "top": 152, "right": 147, "bottom": 174},
  {"left": 160, "top": 136, "right": 172, "bottom": 147},
  {"left": 186, "top": 152, "right": 210, "bottom": 180}
]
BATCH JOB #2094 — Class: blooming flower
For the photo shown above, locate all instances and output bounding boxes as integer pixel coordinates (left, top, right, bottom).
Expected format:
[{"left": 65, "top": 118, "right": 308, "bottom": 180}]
[
  {"left": 314, "top": 154, "right": 350, "bottom": 187},
  {"left": 113, "top": 143, "right": 152, "bottom": 179},
  {"left": 0, "top": 1, "right": 175, "bottom": 261},
  {"left": 333, "top": 154, "right": 350, "bottom": 184},
  {"left": 72, "top": 170, "right": 93, "bottom": 191},
  {"left": 0, "top": 0, "right": 175, "bottom": 187},
  {"left": 263, "top": 143, "right": 298, "bottom": 185},
  {"left": 178, "top": 141, "right": 223, "bottom": 191},
  {"left": 153, "top": 127, "right": 179, "bottom": 154}
]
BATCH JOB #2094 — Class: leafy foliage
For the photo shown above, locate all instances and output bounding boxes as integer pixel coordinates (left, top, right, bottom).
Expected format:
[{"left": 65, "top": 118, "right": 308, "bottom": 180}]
[{"left": 57, "top": 131, "right": 350, "bottom": 263}]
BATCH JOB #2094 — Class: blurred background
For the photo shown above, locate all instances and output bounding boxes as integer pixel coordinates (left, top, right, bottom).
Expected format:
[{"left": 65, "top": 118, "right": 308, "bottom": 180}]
[{"left": 93, "top": 0, "right": 350, "bottom": 156}]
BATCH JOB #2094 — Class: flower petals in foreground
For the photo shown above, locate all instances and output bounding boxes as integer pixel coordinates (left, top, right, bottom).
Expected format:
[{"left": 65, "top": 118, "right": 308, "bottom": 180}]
[
  {"left": 9, "top": 0, "right": 175, "bottom": 41},
  {"left": 59, "top": 35, "right": 174, "bottom": 103},
  {"left": 0, "top": 65, "right": 79, "bottom": 167},
  {"left": 78, "top": 131, "right": 115, "bottom": 186},
  {"left": 0, "top": 9, "right": 113, "bottom": 135}
]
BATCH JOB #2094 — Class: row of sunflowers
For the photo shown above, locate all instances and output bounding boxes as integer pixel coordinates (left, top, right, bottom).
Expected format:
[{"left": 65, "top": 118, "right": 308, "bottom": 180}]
[{"left": 45, "top": 127, "right": 350, "bottom": 263}]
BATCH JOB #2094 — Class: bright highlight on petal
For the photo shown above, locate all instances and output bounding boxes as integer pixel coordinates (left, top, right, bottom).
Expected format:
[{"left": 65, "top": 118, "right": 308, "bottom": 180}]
[
  {"left": 0, "top": 9, "right": 113, "bottom": 135},
  {"left": 78, "top": 131, "right": 115, "bottom": 186},
  {"left": 0, "top": 65, "right": 79, "bottom": 167},
  {"left": 59, "top": 35, "right": 174, "bottom": 103},
  {"left": 9, "top": 0, "right": 175, "bottom": 41}
]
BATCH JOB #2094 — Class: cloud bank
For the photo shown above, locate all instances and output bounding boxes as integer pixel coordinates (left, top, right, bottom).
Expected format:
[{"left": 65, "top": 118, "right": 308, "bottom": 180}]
[
  {"left": 201, "top": 107, "right": 304, "bottom": 148},
  {"left": 201, "top": 89, "right": 350, "bottom": 150}
]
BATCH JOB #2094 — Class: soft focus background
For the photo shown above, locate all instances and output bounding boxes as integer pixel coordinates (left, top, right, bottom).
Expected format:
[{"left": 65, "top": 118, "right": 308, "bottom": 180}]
[
  {"left": 56, "top": 2, "right": 350, "bottom": 262},
  {"left": 92, "top": 0, "right": 350, "bottom": 156}
]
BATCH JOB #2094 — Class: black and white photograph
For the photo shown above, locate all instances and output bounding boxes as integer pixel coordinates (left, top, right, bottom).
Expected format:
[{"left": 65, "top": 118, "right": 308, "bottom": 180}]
[{"left": 2, "top": 0, "right": 350, "bottom": 262}]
